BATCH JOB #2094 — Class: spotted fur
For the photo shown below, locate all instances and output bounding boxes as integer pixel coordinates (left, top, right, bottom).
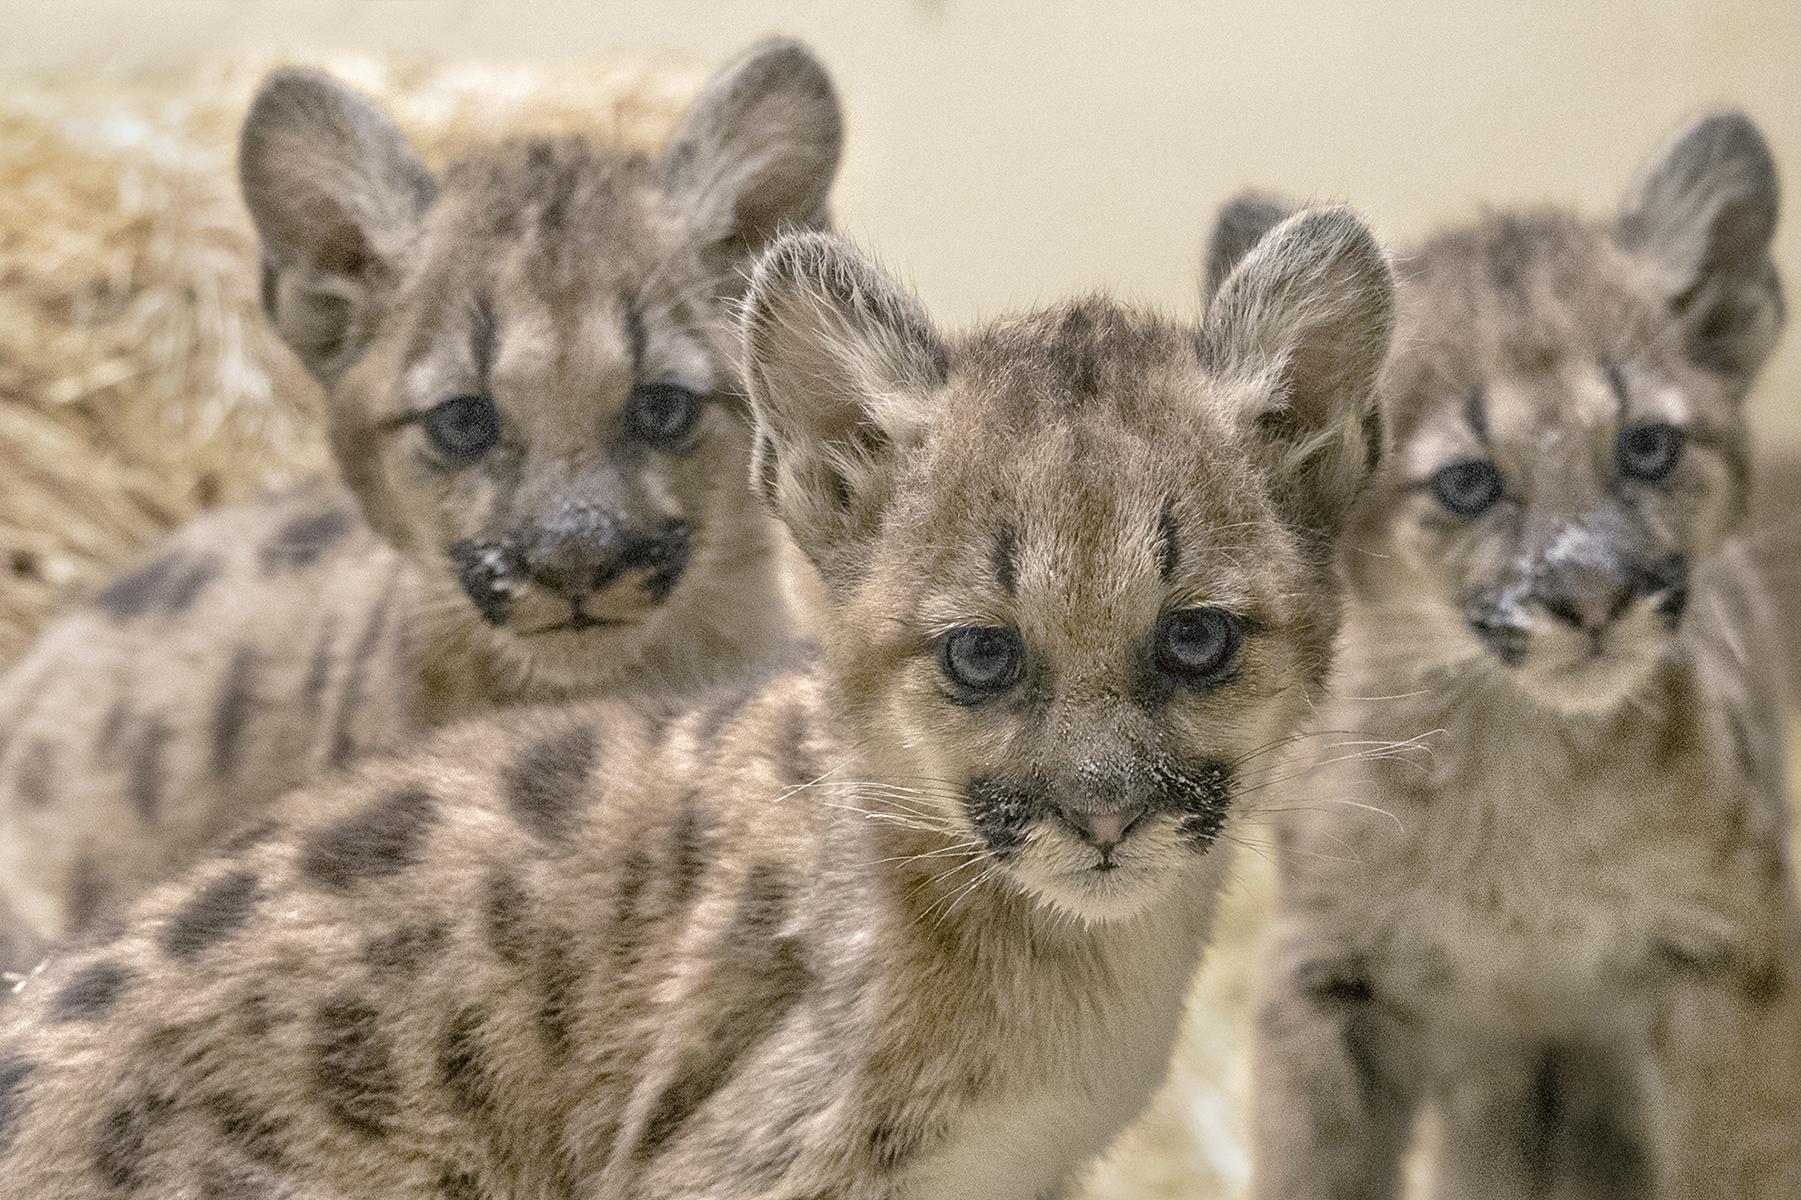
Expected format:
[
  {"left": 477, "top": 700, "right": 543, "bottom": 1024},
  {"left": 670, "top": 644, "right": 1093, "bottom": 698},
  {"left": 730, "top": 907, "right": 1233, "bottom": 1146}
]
[
  {"left": 1229, "top": 113, "right": 1801, "bottom": 1200},
  {"left": 0, "top": 223, "right": 1391, "bottom": 1198},
  {"left": 0, "top": 39, "right": 844, "bottom": 974}
]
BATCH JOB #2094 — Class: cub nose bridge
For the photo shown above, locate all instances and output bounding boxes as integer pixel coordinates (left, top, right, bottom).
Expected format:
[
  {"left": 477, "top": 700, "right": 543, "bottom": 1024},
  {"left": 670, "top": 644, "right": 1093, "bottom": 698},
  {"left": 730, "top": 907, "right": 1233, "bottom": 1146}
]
[
  {"left": 1525, "top": 515, "right": 1672, "bottom": 633},
  {"left": 518, "top": 500, "right": 628, "bottom": 595}
]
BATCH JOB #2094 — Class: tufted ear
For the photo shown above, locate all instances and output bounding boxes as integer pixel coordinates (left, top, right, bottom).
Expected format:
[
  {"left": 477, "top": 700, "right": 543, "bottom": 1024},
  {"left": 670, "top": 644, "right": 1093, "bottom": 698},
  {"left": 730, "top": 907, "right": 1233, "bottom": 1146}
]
[
  {"left": 1199, "top": 207, "right": 1394, "bottom": 551},
  {"left": 741, "top": 232, "right": 947, "bottom": 589},
  {"left": 1202, "top": 190, "right": 1297, "bottom": 298},
  {"left": 239, "top": 67, "right": 436, "bottom": 383},
  {"left": 661, "top": 38, "right": 844, "bottom": 277},
  {"left": 1615, "top": 110, "right": 1784, "bottom": 388}
]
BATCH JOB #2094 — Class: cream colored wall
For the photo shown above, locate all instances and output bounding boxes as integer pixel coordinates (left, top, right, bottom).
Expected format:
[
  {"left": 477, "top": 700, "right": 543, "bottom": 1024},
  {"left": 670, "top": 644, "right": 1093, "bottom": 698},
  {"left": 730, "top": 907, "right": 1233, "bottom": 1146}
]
[{"left": 9, "top": 0, "right": 1801, "bottom": 445}]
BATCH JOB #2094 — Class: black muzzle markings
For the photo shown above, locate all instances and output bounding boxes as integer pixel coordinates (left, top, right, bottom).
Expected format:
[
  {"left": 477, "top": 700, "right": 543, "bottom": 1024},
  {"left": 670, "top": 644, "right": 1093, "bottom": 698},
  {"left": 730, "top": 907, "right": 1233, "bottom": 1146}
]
[
  {"left": 447, "top": 515, "right": 693, "bottom": 629},
  {"left": 964, "top": 759, "right": 1235, "bottom": 859}
]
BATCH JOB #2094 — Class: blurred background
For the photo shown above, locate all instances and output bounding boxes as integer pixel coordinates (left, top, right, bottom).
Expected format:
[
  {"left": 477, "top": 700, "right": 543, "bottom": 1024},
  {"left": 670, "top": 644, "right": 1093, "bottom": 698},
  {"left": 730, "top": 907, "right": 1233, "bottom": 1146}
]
[{"left": 2, "top": 2, "right": 1797, "bottom": 1196}]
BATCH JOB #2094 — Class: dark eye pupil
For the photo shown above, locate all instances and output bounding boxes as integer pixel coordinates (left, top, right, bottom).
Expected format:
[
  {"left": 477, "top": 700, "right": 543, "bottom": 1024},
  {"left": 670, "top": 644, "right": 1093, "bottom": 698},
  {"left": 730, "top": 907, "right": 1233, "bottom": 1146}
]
[
  {"left": 629, "top": 383, "right": 701, "bottom": 446},
  {"left": 424, "top": 394, "right": 500, "bottom": 462},
  {"left": 1432, "top": 460, "right": 1503, "bottom": 517},
  {"left": 942, "top": 627, "right": 1023, "bottom": 697},
  {"left": 1617, "top": 423, "right": 1683, "bottom": 481},
  {"left": 1156, "top": 609, "right": 1241, "bottom": 689}
]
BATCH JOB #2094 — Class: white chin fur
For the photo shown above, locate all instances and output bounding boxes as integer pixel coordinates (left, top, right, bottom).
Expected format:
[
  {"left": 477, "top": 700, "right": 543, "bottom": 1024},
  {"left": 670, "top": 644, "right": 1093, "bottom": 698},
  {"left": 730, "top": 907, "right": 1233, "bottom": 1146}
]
[
  {"left": 1506, "top": 613, "right": 1671, "bottom": 716},
  {"left": 1010, "top": 830, "right": 1195, "bottom": 926}
]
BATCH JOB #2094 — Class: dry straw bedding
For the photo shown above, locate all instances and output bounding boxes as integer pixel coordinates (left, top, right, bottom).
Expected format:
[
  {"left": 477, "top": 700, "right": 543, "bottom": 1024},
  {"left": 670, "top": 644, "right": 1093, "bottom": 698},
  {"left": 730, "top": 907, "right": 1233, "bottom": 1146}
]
[{"left": 6, "top": 54, "right": 1795, "bottom": 1200}]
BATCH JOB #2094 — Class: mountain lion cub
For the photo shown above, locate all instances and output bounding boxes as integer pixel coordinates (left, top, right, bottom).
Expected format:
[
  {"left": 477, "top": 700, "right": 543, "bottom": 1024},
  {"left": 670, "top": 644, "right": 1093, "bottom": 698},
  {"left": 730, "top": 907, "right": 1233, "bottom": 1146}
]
[
  {"left": 0, "top": 216, "right": 1392, "bottom": 1199},
  {"left": 1230, "top": 113, "right": 1801, "bottom": 1199},
  {"left": 0, "top": 39, "right": 841, "bottom": 976}
]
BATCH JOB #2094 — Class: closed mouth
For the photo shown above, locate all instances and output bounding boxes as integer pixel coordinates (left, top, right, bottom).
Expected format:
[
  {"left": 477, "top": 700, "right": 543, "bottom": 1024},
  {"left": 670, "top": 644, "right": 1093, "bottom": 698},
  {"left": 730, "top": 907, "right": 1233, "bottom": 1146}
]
[{"left": 518, "top": 613, "right": 634, "bottom": 637}]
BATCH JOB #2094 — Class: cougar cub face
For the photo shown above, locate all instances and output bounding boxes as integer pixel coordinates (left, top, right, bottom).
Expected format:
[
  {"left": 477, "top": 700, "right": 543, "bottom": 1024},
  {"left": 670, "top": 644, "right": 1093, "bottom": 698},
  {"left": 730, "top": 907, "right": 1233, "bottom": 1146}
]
[
  {"left": 241, "top": 44, "right": 840, "bottom": 685},
  {"left": 1352, "top": 115, "right": 1781, "bottom": 714},
  {"left": 748, "top": 216, "right": 1393, "bottom": 923}
]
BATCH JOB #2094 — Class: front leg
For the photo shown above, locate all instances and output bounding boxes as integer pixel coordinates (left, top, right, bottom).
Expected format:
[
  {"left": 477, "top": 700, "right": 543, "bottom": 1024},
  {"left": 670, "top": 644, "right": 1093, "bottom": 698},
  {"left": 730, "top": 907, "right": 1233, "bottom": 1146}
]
[
  {"left": 1430, "top": 1043, "right": 1651, "bottom": 1200},
  {"left": 1251, "top": 946, "right": 1422, "bottom": 1200},
  {"left": 1635, "top": 920, "right": 1801, "bottom": 1199}
]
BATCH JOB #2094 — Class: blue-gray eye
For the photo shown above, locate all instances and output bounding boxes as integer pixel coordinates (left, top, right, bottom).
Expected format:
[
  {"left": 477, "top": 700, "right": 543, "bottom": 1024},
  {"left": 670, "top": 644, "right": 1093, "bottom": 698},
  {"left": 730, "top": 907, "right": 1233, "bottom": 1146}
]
[
  {"left": 939, "top": 626, "right": 1024, "bottom": 701},
  {"left": 1616, "top": 422, "right": 1684, "bottom": 483},
  {"left": 1432, "top": 459, "right": 1503, "bottom": 517},
  {"left": 423, "top": 394, "right": 501, "bottom": 464},
  {"left": 626, "top": 383, "right": 702, "bottom": 449},
  {"left": 1155, "top": 608, "right": 1243, "bottom": 691}
]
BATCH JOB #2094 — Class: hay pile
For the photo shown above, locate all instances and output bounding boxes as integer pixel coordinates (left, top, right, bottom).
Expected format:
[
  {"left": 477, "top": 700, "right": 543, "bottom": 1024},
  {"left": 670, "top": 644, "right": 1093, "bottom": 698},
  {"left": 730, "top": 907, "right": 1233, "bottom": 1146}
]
[{"left": 0, "top": 56, "right": 697, "bottom": 667}]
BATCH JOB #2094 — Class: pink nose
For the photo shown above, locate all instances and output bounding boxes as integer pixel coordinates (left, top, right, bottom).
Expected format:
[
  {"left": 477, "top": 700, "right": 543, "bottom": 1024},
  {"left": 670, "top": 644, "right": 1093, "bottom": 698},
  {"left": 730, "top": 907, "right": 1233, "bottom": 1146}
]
[{"left": 1070, "top": 805, "right": 1146, "bottom": 849}]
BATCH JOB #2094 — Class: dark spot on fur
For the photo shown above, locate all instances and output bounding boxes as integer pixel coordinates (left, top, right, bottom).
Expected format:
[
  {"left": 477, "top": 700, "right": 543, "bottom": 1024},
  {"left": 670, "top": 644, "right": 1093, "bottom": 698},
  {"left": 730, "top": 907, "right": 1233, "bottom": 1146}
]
[
  {"left": 303, "top": 788, "right": 437, "bottom": 888},
  {"left": 94, "top": 1089, "right": 175, "bottom": 1190},
  {"left": 504, "top": 725, "right": 597, "bottom": 842},
  {"left": 163, "top": 555, "right": 221, "bottom": 612},
  {"left": 95, "top": 699, "right": 131, "bottom": 765},
  {"left": 211, "top": 646, "right": 261, "bottom": 779},
  {"left": 261, "top": 508, "right": 353, "bottom": 573},
  {"left": 697, "top": 677, "right": 762, "bottom": 746},
  {"left": 1656, "top": 939, "right": 1789, "bottom": 1007},
  {"left": 439, "top": 1168, "right": 489, "bottom": 1200},
  {"left": 365, "top": 924, "right": 448, "bottom": 975},
  {"left": 14, "top": 740, "right": 55, "bottom": 811},
  {"left": 964, "top": 777, "right": 1031, "bottom": 858},
  {"left": 238, "top": 991, "right": 281, "bottom": 1039},
  {"left": 778, "top": 701, "right": 823, "bottom": 790},
  {"left": 202, "top": 1092, "right": 288, "bottom": 1168},
  {"left": 535, "top": 934, "right": 580, "bottom": 1051},
  {"left": 613, "top": 847, "right": 654, "bottom": 969},
  {"left": 199, "top": 1161, "right": 273, "bottom": 1200},
  {"left": 0, "top": 1055, "right": 35, "bottom": 1152},
  {"left": 1342, "top": 1011, "right": 1398, "bottom": 1107},
  {"left": 1307, "top": 967, "right": 1373, "bottom": 1008},
  {"left": 313, "top": 995, "right": 399, "bottom": 1136},
  {"left": 1526, "top": 1049, "right": 1564, "bottom": 1170},
  {"left": 1463, "top": 384, "right": 1489, "bottom": 441},
  {"left": 482, "top": 870, "right": 531, "bottom": 966},
  {"left": 127, "top": 717, "right": 172, "bottom": 823},
  {"left": 1155, "top": 500, "right": 1179, "bottom": 581},
  {"left": 161, "top": 869, "right": 260, "bottom": 959},
  {"left": 93, "top": 551, "right": 220, "bottom": 620},
  {"left": 668, "top": 793, "right": 711, "bottom": 914},
  {"left": 330, "top": 581, "right": 397, "bottom": 765},
  {"left": 991, "top": 525, "right": 1018, "bottom": 595},
  {"left": 51, "top": 960, "right": 132, "bottom": 1022},
  {"left": 635, "top": 865, "right": 812, "bottom": 1159},
  {"left": 438, "top": 1007, "right": 500, "bottom": 1113},
  {"left": 869, "top": 1117, "right": 938, "bottom": 1172}
]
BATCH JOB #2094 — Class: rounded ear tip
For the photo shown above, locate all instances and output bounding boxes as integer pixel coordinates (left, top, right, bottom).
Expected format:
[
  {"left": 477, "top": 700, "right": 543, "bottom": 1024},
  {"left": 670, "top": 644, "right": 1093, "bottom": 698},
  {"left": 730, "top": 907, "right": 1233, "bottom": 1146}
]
[
  {"left": 732, "top": 36, "right": 841, "bottom": 117},
  {"left": 1687, "top": 109, "right": 1771, "bottom": 151},
  {"left": 740, "top": 36, "right": 832, "bottom": 79},
  {"left": 1263, "top": 206, "right": 1391, "bottom": 285},
  {"left": 752, "top": 230, "right": 852, "bottom": 291},
  {"left": 245, "top": 66, "right": 343, "bottom": 120},
  {"left": 1219, "top": 189, "right": 1292, "bottom": 219}
]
